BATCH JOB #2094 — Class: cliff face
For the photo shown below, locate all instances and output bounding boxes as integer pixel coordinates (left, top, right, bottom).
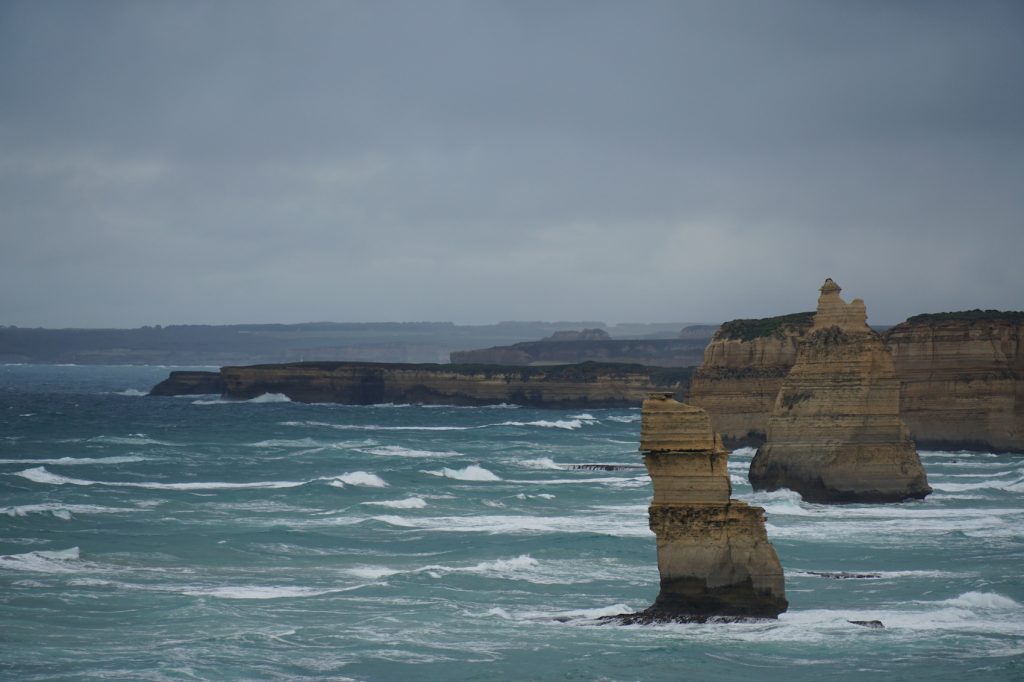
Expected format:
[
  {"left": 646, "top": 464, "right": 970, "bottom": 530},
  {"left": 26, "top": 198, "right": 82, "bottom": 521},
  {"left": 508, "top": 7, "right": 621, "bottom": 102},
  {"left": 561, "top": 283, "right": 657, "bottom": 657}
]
[
  {"left": 688, "top": 312, "right": 813, "bottom": 447},
  {"left": 617, "top": 395, "right": 786, "bottom": 623},
  {"left": 885, "top": 313, "right": 1023, "bottom": 452},
  {"left": 151, "top": 362, "right": 692, "bottom": 409},
  {"left": 749, "top": 280, "right": 931, "bottom": 503}
]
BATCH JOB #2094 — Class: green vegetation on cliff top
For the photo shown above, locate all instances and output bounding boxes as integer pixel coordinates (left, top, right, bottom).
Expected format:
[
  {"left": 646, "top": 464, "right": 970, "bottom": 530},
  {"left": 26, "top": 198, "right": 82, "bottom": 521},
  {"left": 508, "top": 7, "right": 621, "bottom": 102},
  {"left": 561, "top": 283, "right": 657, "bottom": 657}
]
[
  {"left": 903, "top": 310, "right": 1024, "bottom": 325},
  {"left": 717, "top": 312, "right": 815, "bottom": 341}
]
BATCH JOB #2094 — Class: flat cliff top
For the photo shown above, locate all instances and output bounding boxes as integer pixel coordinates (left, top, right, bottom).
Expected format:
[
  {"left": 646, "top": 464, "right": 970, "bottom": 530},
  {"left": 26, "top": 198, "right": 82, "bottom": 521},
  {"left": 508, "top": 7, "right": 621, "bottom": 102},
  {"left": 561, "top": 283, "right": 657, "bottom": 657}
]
[
  {"left": 223, "top": 360, "right": 694, "bottom": 382},
  {"left": 716, "top": 312, "right": 815, "bottom": 341},
  {"left": 900, "top": 309, "right": 1024, "bottom": 326}
]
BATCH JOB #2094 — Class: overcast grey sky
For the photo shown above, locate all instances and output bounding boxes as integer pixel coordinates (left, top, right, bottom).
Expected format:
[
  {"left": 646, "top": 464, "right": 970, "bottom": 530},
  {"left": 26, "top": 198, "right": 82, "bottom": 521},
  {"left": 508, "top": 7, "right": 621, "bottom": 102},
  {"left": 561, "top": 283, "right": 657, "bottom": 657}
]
[{"left": 1, "top": 0, "right": 1021, "bottom": 328}]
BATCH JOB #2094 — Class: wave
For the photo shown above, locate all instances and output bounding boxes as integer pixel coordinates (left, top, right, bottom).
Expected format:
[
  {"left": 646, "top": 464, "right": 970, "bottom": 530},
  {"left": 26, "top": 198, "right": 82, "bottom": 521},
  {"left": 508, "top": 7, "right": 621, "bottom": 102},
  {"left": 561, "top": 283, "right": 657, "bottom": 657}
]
[
  {"left": 193, "top": 393, "right": 292, "bottom": 405},
  {"left": 361, "top": 445, "right": 464, "bottom": 458},
  {"left": 361, "top": 497, "right": 427, "bottom": 509},
  {"left": 371, "top": 513, "right": 650, "bottom": 537},
  {"left": 86, "top": 435, "right": 180, "bottom": 447},
  {"left": 16, "top": 466, "right": 308, "bottom": 490},
  {"left": 505, "top": 475, "right": 648, "bottom": 488},
  {"left": 283, "top": 420, "right": 471, "bottom": 432},
  {"left": 517, "top": 457, "right": 563, "bottom": 470},
  {"left": 325, "top": 471, "right": 388, "bottom": 488},
  {"left": 0, "top": 547, "right": 81, "bottom": 573},
  {"left": 931, "top": 476, "right": 1024, "bottom": 493},
  {"left": 113, "top": 388, "right": 147, "bottom": 396},
  {"left": 178, "top": 584, "right": 369, "bottom": 599},
  {"left": 606, "top": 414, "right": 641, "bottom": 423},
  {"left": 2, "top": 503, "right": 143, "bottom": 518},
  {"left": 0, "top": 455, "right": 146, "bottom": 465},
  {"left": 422, "top": 465, "right": 501, "bottom": 481},
  {"left": 936, "top": 591, "right": 1021, "bottom": 610},
  {"left": 497, "top": 419, "right": 590, "bottom": 430}
]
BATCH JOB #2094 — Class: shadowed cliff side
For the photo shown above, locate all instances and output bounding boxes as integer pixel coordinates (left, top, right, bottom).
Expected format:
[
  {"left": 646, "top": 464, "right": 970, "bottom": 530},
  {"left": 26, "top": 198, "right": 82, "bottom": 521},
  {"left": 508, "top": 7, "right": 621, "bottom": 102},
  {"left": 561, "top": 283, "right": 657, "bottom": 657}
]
[
  {"left": 609, "top": 394, "right": 787, "bottom": 623},
  {"left": 749, "top": 280, "right": 931, "bottom": 503},
  {"left": 149, "top": 361, "right": 693, "bottom": 409}
]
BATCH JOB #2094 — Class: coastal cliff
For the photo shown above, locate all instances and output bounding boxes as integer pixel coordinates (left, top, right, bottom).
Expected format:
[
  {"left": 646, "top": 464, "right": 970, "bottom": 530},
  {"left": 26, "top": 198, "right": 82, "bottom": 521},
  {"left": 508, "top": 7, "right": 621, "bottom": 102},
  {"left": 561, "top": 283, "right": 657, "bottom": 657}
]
[
  {"left": 150, "top": 361, "right": 692, "bottom": 408},
  {"left": 449, "top": 338, "right": 709, "bottom": 367},
  {"left": 688, "top": 312, "right": 813, "bottom": 447},
  {"left": 614, "top": 395, "right": 786, "bottom": 622},
  {"left": 148, "top": 370, "right": 225, "bottom": 396},
  {"left": 884, "top": 312, "right": 1023, "bottom": 452},
  {"left": 749, "top": 280, "right": 931, "bottom": 503}
]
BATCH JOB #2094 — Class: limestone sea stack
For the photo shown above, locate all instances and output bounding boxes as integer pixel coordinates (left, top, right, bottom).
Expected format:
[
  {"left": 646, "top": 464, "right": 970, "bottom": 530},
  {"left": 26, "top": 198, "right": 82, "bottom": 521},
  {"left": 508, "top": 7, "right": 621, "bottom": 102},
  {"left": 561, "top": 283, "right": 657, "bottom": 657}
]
[
  {"left": 749, "top": 279, "right": 931, "bottom": 503},
  {"left": 618, "top": 394, "right": 787, "bottom": 622}
]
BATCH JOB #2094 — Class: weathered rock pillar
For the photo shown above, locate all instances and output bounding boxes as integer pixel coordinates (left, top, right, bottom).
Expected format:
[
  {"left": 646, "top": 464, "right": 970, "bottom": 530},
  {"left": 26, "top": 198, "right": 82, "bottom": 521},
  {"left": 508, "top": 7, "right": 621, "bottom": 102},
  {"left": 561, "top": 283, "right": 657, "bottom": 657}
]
[
  {"left": 618, "top": 393, "right": 787, "bottom": 622},
  {"left": 749, "top": 279, "right": 932, "bottom": 503}
]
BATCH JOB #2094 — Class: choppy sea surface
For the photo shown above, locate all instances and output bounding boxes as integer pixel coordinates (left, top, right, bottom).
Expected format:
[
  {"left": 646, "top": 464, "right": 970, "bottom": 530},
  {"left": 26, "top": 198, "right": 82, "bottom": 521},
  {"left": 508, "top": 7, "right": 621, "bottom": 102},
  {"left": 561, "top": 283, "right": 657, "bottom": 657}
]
[{"left": 1, "top": 364, "right": 1022, "bottom": 681}]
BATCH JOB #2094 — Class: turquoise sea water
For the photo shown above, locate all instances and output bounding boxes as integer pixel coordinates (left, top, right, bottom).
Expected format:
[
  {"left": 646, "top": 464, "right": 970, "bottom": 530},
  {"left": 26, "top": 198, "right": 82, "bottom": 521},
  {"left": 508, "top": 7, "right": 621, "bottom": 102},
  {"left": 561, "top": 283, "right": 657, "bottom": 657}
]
[{"left": 1, "top": 364, "right": 1022, "bottom": 681}]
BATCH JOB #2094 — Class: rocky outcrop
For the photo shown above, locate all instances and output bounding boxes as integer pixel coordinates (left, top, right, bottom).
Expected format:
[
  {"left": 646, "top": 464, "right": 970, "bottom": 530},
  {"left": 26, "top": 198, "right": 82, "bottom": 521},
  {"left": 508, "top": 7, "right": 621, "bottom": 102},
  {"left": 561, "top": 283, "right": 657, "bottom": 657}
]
[
  {"left": 884, "top": 312, "right": 1023, "bottom": 453},
  {"left": 615, "top": 394, "right": 787, "bottom": 623},
  {"left": 749, "top": 280, "right": 931, "bottom": 503},
  {"left": 148, "top": 370, "right": 225, "bottom": 396},
  {"left": 688, "top": 312, "right": 813, "bottom": 447},
  {"left": 149, "top": 361, "right": 692, "bottom": 408}
]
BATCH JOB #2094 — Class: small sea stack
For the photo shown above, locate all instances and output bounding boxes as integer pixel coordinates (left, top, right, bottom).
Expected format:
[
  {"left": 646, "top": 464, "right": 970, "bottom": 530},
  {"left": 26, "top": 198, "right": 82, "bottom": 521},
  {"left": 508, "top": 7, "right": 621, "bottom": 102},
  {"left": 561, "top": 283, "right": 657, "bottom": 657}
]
[
  {"left": 614, "top": 394, "right": 787, "bottom": 623},
  {"left": 749, "top": 279, "right": 931, "bottom": 503}
]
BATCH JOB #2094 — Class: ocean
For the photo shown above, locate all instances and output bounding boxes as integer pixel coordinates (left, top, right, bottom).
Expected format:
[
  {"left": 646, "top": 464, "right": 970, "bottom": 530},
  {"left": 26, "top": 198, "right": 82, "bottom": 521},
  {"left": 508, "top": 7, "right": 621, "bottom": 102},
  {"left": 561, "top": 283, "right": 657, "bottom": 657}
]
[{"left": 1, "top": 364, "right": 1022, "bottom": 681}]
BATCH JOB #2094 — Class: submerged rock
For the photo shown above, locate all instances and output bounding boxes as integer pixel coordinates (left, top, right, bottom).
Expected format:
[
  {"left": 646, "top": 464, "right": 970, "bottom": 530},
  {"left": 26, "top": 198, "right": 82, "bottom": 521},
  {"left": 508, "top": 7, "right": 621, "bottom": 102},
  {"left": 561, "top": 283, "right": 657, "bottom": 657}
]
[
  {"left": 610, "top": 394, "right": 787, "bottom": 623},
  {"left": 749, "top": 279, "right": 931, "bottom": 504},
  {"left": 849, "top": 620, "right": 885, "bottom": 629}
]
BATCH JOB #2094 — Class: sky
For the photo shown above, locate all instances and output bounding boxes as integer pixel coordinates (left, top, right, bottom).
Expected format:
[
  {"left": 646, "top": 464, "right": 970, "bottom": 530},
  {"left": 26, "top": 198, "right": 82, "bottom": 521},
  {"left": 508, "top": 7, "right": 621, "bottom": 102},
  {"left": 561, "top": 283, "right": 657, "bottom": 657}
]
[{"left": 1, "top": 0, "right": 1022, "bottom": 328}]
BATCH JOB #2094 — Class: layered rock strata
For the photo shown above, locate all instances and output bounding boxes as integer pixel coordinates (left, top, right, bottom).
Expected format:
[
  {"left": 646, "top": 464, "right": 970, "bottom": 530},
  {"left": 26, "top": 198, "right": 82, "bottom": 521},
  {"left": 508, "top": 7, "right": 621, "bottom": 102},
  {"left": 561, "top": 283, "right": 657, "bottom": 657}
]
[
  {"left": 688, "top": 312, "right": 813, "bottom": 447},
  {"left": 149, "top": 361, "right": 691, "bottom": 409},
  {"left": 884, "top": 312, "right": 1023, "bottom": 453},
  {"left": 749, "top": 280, "right": 931, "bottom": 503},
  {"left": 616, "top": 394, "right": 787, "bottom": 623}
]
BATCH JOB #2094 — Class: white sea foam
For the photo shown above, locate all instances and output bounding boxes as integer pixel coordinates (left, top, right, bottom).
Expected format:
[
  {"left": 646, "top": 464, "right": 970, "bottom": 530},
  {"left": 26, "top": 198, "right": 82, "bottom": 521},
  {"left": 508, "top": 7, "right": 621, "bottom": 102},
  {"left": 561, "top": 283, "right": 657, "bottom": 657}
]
[
  {"left": 498, "top": 419, "right": 590, "bottom": 430},
  {"left": 283, "top": 420, "right": 471, "bottom": 432},
  {"left": 86, "top": 435, "right": 180, "bottom": 446},
  {"left": 2, "top": 503, "right": 142, "bottom": 518},
  {"left": 505, "top": 475, "right": 648, "bottom": 488},
  {"left": 194, "top": 393, "right": 292, "bottom": 405},
  {"left": 0, "top": 547, "right": 81, "bottom": 573},
  {"left": 0, "top": 455, "right": 146, "bottom": 465},
  {"left": 179, "top": 584, "right": 369, "bottom": 599},
  {"left": 423, "top": 465, "right": 501, "bottom": 481},
  {"left": 361, "top": 445, "right": 464, "bottom": 458},
  {"left": 114, "top": 388, "right": 147, "bottom": 396},
  {"left": 15, "top": 466, "right": 308, "bottom": 490},
  {"left": 936, "top": 591, "right": 1021, "bottom": 610},
  {"left": 512, "top": 603, "right": 635, "bottom": 621},
  {"left": 247, "top": 437, "right": 326, "bottom": 448},
  {"left": 326, "top": 471, "right": 388, "bottom": 488},
  {"left": 372, "top": 513, "right": 650, "bottom": 537},
  {"left": 606, "top": 414, "right": 641, "bottom": 423},
  {"left": 362, "top": 497, "right": 427, "bottom": 509},
  {"left": 517, "top": 457, "right": 563, "bottom": 470},
  {"left": 515, "top": 493, "right": 556, "bottom": 500},
  {"left": 931, "top": 476, "right": 1024, "bottom": 493}
]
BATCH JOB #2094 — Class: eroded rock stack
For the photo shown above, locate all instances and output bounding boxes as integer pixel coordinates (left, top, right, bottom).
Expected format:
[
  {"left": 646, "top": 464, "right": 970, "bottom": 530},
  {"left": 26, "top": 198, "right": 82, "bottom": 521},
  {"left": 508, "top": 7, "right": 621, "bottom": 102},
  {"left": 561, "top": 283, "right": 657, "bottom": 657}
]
[
  {"left": 618, "top": 394, "right": 787, "bottom": 622},
  {"left": 749, "top": 280, "right": 931, "bottom": 503}
]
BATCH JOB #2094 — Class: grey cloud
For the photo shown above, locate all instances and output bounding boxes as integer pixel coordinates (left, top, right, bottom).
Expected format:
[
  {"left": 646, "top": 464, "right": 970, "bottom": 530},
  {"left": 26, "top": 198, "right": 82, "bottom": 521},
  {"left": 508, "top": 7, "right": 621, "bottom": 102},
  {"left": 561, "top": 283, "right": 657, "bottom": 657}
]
[{"left": 1, "top": 0, "right": 1021, "bottom": 327}]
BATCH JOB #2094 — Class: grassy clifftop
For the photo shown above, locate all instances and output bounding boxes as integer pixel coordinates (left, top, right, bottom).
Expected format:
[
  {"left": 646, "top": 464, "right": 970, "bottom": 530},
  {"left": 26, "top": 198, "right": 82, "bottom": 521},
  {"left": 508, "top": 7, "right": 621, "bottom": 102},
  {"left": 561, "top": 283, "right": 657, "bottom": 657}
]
[
  {"left": 904, "top": 310, "right": 1024, "bottom": 325},
  {"left": 717, "top": 312, "right": 815, "bottom": 342}
]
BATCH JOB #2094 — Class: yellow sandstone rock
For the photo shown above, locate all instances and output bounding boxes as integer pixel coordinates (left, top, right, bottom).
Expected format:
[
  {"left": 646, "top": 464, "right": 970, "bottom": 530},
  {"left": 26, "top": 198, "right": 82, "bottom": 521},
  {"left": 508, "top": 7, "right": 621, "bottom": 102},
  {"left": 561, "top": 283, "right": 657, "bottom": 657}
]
[
  {"left": 749, "top": 280, "right": 931, "bottom": 503},
  {"left": 621, "top": 394, "right": 787, "bottom": 622}
]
